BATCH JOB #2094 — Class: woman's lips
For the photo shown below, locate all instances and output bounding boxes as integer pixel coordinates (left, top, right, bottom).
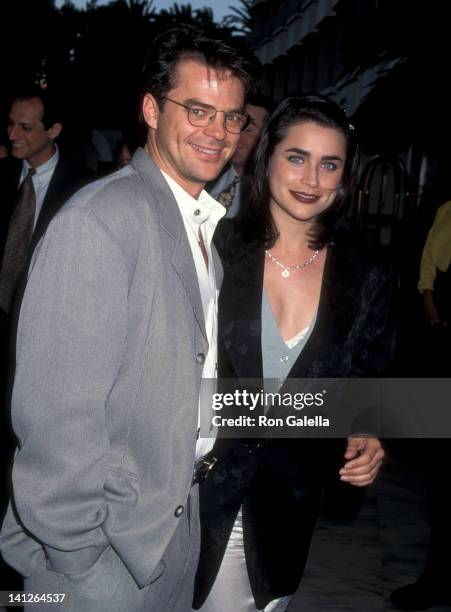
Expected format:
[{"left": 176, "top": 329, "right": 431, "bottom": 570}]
[{"left": 289, "top": 190, "right": 320, "bottom": 204}]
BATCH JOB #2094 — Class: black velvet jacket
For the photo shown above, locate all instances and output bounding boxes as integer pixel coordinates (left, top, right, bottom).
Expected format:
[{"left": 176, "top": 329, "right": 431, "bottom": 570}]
[{"left": 193, "top": 222, "right": 396, "bottom": 609}]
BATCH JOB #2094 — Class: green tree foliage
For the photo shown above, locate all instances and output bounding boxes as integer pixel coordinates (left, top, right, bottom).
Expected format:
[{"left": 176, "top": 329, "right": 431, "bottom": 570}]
[
  {"left": 221, "top": 0, "right": 252, "bottom": 35},
  {"left": 0, "top": 0, "right": 246, "bottom": 131}
]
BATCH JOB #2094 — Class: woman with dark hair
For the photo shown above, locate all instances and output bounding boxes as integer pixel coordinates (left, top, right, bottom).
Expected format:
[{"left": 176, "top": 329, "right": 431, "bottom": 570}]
[{"left": 193, "top": 95, "right": 395, "bottom": 612}]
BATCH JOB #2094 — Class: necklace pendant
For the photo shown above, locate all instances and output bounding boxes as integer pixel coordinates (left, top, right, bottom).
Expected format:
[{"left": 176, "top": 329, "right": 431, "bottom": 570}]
[{"left": 282, "top": 269, "right": 290, "bottom": 278}]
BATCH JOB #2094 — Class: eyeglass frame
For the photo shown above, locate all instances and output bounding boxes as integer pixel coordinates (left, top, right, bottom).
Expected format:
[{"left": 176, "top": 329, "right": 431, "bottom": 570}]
[{"left": 161, "top": 96, "right": 251, "bottom": 134}]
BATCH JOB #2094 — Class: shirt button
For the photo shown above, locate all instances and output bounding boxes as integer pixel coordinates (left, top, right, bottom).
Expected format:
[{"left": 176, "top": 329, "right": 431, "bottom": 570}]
[
  {"left": 280, "top": 355, "right": 289, "bottom": 363},
  {"left": 196, "top": 353, "right": 205, "bottom": 364},
  {"left": 194, "top": 209, "right": 201, "bottom": 216},
  {"left": 174, "top": 505, "right": 184, "bottom": 517}
]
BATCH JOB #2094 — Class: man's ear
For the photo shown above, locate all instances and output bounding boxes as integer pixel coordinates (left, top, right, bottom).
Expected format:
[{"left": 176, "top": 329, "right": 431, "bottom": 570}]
[
  {"left": 48, "top": 122, "right": 62, "bottom": 140},
  {"left": 142, "top": 93, "right": 159, "bottom": 130}
]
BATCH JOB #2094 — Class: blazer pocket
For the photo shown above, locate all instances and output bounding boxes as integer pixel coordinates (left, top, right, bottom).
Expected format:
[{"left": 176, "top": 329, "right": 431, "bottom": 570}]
[
  {"left": 106, "top": 466, "right": 139, "bottom": 480},
  {"left": 59, "top": 545, "right": 122, "bottom": 601},
  {"left": 148, "top": 558, "right": 166, "bottom": 585},
  {"left": 104, "top": 467, "right": 139, "bottom": 506}
]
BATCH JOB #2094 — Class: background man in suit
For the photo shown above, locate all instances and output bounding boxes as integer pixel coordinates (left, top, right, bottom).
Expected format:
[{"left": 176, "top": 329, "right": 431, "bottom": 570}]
[
  {"left": 0, "top": 89, "right": 90, "bottom": 296},
  {"left": 0, "top": 88, "right": 91, "bottom": 368},
  {"left": 0, "top": 25, "right": 259, "bottom": 611},
  {"left": 0, "top": 89, "right": 91, "bottom": 592},
  {"left": 209, "top": 93, "right": 275, "bottom": 218}
]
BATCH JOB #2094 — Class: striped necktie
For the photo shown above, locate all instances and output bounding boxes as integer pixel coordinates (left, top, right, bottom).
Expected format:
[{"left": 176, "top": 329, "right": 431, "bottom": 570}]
[
  {"left": 0, "top": 168, "right": 37, "bottom": 313},
  {"left": 216, "top": 175, "right": 241, "bottom": 210}
]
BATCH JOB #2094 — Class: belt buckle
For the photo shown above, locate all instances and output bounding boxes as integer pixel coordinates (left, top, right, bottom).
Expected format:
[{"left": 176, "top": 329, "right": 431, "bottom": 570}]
[{"left": 192, "top": 456, "right": 217, "bottom": 485}]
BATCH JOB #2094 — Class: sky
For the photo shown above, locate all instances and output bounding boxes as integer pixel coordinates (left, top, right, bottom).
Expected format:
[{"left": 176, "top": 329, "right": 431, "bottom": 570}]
[{"left": 55, "top": 0, "right": 243, "bottom": 24}]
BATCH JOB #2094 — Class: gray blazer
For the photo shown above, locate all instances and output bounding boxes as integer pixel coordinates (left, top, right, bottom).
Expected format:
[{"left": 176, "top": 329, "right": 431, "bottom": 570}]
[{"left": 0, "top": 148, "right": 222, "bottom": 588}]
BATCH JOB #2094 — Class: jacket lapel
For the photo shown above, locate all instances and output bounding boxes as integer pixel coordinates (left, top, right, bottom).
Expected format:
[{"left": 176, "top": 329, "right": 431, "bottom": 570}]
[
  {"left": 131, "top": 148, "right": 207, "bottom": 341},
  {"left": 220, "top": 235, "right": 364, "bottom": 381},
  {"left": 219, "top": 239, "right": 264, "bottom": 379},
  {"left": 211, "top": 245, "right": 223, "bottom": 290},
  {"left": 287, "top": 241, "right": 364, "bottom": 378}
]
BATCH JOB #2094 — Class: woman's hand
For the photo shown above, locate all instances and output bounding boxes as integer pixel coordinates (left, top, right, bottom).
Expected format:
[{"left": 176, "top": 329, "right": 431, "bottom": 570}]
[{"left": 339, "top": 437, "right": 384, "bottom": 487}]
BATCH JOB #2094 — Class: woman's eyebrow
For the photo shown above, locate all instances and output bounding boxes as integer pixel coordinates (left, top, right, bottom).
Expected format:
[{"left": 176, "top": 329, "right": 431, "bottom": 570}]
[{"left": 285, "top": 147, "right": 343, "bottom": 162}]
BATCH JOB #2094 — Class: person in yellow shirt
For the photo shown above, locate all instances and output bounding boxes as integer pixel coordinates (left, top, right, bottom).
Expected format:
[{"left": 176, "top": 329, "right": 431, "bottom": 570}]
[
  {"left": 418, "top": 200, "right": 451, "bottom": 326},
  {"left": 391, "top": 201, "right": 451, "bottom": 610}
]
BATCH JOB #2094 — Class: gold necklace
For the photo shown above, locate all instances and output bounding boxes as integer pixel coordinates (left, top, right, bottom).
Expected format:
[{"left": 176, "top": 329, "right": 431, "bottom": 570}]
[{"left": 265, "top": 248, "right": 319, "bottom": 278}]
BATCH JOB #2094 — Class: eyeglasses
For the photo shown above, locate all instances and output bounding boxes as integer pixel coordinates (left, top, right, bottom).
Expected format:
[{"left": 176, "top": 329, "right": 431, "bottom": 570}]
[{"left": 162, "top": 97, "right": 250, "bottom": 134}]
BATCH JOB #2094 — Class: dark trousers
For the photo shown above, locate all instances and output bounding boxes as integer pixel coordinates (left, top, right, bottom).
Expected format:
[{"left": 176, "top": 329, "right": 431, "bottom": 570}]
[
  {"left": 422, "top": 439, "right": 451, "bottom": 588},
  {"left": 0, "top": 311, "right": 22, "bottom": 592}
]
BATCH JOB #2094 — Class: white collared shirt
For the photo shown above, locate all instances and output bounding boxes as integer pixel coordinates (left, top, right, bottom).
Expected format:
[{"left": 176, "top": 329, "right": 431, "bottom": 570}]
[
  {"left": 161, "top": 171, "right": 225, "bottom": 459},
  {"left": 21, "top": 147, "right": 59, "bottom": 230}
]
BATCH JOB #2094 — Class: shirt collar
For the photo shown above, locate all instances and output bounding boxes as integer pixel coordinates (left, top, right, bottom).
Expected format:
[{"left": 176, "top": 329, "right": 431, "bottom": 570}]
[
  {"left": 24, "top": 145, "right": 59, "bottom": 177},
  {"left": 161, "top": 170, "right": 225, "bottom": 227}
]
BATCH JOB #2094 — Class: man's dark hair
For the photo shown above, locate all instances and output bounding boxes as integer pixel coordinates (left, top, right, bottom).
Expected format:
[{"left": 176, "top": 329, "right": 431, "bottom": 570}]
[
  {"left": 246, "top": 93, "right": 277, "bottom": 115},
  {"left": 240, "top": 94, "right": 360, "bottom": 250},
  {"left": 11, "top": 87, "right": 63, "bottom": 130},
  {"left": 142, "top": 24, "right": 261, "bottom": 106}
]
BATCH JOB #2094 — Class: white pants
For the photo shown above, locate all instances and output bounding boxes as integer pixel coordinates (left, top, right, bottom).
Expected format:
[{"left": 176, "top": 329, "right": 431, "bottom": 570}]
[{"left": 197, "top": 508, "right": 291, "bottom": 612}]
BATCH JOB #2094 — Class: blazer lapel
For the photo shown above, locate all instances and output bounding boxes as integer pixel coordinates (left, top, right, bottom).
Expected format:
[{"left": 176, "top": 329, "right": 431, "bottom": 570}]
[
  {"left": 131, "top": 148, "right": 206, "bottom": 341},
  {"left": 211, "top": 245, "right": 223, "bottom": 290},
  {"left": 220, "top": 236, "right": 364, "bottom": 382},
  {"left": 220, "top": 228, "right": 387, "bottom": 402},
  {"left": 171, "top": 235, "right": 207, "bottom": 341},
  {"left": 220, "top": 239, "right": 264, "bottom": 379},
  {"left": 287, "top": 241, "right": 363, "bottom": 379}
]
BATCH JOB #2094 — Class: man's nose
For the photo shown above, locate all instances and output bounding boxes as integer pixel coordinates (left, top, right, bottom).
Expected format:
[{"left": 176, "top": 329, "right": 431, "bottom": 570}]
[
  {"left": 203, "top": 112, "right": 227, "bottom": 141},
  {"left": 8, "top": 125, "right": 18, "bottom": 140}
]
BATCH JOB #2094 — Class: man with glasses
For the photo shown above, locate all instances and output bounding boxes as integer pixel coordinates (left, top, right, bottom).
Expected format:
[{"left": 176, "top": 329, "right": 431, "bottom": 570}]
[{"left": 0, "top": 25, "right": 260, "bottom": 612}]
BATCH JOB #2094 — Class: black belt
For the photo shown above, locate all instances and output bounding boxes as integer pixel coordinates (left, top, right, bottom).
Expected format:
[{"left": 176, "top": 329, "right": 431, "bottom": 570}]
[{"left": 192, "top": 455, "right": 217, "bottom": 485}]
